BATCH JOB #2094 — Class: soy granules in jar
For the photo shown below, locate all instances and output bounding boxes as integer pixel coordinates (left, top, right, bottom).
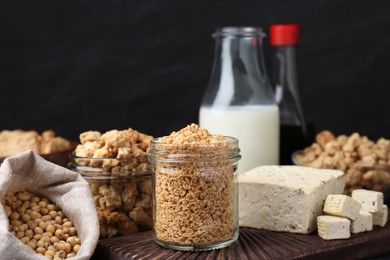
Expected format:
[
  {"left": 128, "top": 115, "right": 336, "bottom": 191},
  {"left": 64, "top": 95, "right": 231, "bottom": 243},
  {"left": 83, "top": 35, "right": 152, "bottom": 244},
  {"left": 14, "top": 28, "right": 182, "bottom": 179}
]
[
  {"left": 3, "top": 190, "right": 81, "bottom": 260},
  {"left": 148, "top": 124, "right": 241, "bottom": 251}
]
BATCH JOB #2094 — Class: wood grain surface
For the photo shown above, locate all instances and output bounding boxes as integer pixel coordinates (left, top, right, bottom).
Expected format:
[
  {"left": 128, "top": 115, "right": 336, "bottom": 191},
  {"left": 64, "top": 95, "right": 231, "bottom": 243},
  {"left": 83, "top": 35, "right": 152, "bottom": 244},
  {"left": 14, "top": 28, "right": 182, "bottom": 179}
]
[{"left": 92, "top": 210, "right": 390, "bottom": 260}]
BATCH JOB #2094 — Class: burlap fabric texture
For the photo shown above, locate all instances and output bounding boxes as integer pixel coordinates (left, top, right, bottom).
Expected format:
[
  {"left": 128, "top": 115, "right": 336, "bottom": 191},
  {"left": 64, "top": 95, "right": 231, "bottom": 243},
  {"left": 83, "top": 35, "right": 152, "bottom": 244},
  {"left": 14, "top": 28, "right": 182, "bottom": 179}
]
[{"left": 0, "top": 150, "right": 99, "bottom": 260}]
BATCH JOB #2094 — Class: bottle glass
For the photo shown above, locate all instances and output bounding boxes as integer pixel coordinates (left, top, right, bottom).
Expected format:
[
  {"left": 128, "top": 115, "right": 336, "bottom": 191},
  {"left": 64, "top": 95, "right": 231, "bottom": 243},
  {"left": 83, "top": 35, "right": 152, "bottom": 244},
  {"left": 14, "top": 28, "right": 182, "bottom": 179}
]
[
  {"left": 199, "top": 27, "right": 279, "bottom": 173},
  {"left": 270, "top": 24, "right": 314, "bottom": 164}
]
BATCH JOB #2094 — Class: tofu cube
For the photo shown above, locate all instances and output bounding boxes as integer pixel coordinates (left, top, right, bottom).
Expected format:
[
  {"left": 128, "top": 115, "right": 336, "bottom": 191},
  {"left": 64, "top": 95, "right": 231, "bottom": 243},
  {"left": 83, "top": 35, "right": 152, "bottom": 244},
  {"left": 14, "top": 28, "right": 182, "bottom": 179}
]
[
  {"left": 238, "top": 166, "right": 345, "bottom": 234},
  {"left": 373, "top": 205, "right": 388, "bottom": 227},
  {"left": 351, "top": 211, "right": 373, "bottom": 233},
  {"left": 352, "top": 189, "right": 384, "bottom": 213},
  {"left": 317, "top": 215, "right": 351, "bottom": 240},
  {"left": 323, "top": 194, "right": 362, "bottom": 220}
]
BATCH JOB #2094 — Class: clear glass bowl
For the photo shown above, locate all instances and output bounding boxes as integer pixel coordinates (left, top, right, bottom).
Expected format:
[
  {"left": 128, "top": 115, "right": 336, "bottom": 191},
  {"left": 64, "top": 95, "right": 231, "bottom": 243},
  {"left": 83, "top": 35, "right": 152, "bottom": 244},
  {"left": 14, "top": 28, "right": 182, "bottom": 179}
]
[{"left": 69, "top": 152, "right": 153, "bottom": 238}]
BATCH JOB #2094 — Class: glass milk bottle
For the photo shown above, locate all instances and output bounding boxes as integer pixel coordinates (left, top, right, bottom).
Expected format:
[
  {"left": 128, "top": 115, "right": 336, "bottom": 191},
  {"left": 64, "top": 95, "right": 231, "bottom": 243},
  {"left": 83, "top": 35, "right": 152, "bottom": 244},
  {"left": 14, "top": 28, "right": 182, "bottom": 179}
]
[{"left": 199, "top": 27, "right": 279, "bottom": 173}]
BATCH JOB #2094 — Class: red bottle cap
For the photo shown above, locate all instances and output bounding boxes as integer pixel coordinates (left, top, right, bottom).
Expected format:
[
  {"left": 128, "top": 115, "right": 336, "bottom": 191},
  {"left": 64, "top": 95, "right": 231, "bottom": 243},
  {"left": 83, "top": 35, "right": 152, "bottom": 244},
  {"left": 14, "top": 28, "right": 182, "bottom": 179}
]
[{"left": 270, "top": 24, "right": 300, "bottom": 46}]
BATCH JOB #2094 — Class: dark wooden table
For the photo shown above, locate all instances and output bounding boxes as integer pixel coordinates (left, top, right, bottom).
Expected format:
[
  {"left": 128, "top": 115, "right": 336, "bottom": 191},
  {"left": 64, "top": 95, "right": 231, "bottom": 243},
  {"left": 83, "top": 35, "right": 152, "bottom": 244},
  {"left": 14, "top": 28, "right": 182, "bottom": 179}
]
[{"left": 91, "top": 210, "right": 390, "bottom": 260}]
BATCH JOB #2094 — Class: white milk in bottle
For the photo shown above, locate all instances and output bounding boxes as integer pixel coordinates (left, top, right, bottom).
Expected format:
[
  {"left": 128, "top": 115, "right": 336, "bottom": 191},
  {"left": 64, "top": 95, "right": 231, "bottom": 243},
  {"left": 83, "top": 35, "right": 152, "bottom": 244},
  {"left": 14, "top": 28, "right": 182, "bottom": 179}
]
[
  {"left": 199, "top": 27, "right": 280, "bottom": 173},
  {"left": 200, "top": 105, "right": 279, "bottom": 173}
]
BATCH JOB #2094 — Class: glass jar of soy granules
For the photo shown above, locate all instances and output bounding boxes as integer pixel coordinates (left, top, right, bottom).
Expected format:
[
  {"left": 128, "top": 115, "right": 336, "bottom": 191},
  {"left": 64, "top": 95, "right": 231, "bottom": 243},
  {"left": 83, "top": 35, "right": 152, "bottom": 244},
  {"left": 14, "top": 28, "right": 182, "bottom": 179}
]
[{"left": 148, "top": 124, "right": 241, "bottom": 251}]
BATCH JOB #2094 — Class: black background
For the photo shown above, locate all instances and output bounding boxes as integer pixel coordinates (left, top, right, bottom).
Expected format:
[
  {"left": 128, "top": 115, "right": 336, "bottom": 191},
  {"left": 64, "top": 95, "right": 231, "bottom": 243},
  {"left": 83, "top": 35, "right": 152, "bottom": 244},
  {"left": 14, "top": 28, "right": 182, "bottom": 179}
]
[{"left": 1, "top": 0, "right": 390, "bottom": 143}]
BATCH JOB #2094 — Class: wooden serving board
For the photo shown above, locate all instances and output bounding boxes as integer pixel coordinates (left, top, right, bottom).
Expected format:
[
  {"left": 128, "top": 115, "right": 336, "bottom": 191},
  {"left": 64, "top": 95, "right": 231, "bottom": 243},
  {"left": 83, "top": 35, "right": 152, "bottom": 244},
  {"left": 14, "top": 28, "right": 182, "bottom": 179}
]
[{"left": 92, "top": 211, "right": 390, "bottom": 260}]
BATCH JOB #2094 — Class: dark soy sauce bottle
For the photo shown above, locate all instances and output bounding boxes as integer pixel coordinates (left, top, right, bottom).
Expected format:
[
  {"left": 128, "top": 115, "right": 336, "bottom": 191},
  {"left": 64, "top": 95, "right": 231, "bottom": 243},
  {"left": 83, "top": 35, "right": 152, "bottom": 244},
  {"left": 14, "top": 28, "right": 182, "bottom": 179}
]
[{"left": 270, "top": 24, "right": 314, "bottom": 165}]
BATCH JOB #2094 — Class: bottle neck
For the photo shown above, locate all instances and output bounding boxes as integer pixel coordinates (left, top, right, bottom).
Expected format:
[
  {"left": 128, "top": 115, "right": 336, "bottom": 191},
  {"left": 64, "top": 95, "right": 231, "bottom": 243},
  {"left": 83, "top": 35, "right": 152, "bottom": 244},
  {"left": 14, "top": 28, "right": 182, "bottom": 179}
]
[
  {"left": 203, "top": 34, "right": 275, "bottom": 108},
  {"left": 272, "top": 45, "right": 307, "bottom": 131},
  {"left": 273, "top": 46, "right": 298, "bottom": 103}
]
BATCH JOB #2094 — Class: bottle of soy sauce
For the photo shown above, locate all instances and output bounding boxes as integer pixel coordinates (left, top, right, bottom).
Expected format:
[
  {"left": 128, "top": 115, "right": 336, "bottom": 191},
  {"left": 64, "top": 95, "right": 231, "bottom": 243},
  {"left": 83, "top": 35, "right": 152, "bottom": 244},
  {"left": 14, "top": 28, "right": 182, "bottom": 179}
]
[{"left": 270, "top": 24, "right": 314, "bottom": 165}]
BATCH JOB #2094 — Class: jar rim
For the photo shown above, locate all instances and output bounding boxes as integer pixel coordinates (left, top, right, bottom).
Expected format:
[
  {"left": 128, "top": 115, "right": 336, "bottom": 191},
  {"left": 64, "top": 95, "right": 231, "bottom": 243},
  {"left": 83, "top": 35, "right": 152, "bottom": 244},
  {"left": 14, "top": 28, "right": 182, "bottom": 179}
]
[
  {"left": 150, "top": 135, "right": 238, "bottom": 147},
  {"left": 213, "top": 27, "right": 265, "bottom": 38},
  {"left": 69, "top": 151, "right": 147, "bottom": 161},
  {"left": 68, "top": 152, "right": 152, "bottom": 179},
  {"left": 148, "top": 136, "right": 241, "bottom": 163}
]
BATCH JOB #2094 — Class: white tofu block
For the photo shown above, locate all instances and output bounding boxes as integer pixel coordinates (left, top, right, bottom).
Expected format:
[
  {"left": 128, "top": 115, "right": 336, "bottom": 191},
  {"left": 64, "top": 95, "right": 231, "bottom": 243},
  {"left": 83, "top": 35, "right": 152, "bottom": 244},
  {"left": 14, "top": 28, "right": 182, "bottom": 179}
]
[
  {"left": 317, "top": 215, "right": 351, "bottom": 240},
  {"left": 323, "top": 194, "right": 362, "bottom": 220},
  {"left": 351, "top": 189, "right": 384, "bottom": 213},
  {"left": 351, "top": 211, "right": 373, "bottom": 233},
  {"left": 238, "top": 166, "right": 345, "bottom": 234},
  {"left": 373, "top": 205, "right": 388, "bottom": 227}
]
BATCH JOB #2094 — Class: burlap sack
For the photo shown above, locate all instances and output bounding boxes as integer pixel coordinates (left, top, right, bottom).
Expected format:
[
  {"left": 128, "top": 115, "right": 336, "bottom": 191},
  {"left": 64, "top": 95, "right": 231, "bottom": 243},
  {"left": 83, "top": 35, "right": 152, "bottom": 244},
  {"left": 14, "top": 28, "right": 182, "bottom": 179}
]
[{"left": 0, "top": 150, "right": 99, "bottom": 260}]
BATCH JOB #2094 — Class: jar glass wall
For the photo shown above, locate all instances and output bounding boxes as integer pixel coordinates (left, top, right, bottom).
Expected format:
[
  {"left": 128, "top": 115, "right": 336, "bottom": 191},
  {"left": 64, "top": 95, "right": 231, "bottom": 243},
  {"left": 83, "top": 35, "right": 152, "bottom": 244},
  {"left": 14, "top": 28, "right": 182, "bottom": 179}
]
[
  {"left": 148, "top": 136, "right": 241, "bottom": 251},
  {"left": 68, "top": 153, "right": 153, "bottom": 239}
]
